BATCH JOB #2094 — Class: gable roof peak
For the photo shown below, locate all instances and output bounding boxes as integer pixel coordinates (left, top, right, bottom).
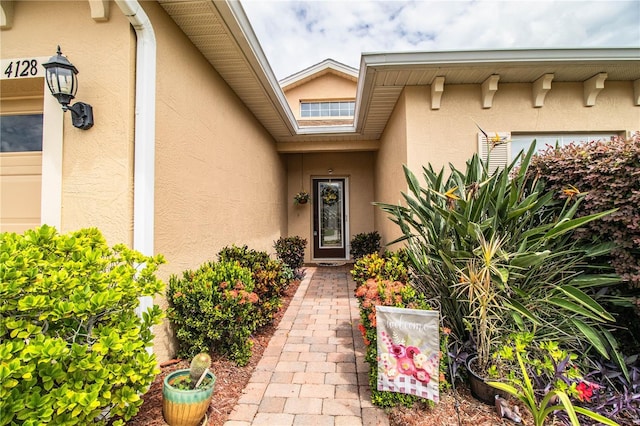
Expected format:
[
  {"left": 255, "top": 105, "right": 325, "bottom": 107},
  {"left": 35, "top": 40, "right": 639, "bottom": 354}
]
[{"left": 280, "top": 58, "right": 358, "bottom": 90}]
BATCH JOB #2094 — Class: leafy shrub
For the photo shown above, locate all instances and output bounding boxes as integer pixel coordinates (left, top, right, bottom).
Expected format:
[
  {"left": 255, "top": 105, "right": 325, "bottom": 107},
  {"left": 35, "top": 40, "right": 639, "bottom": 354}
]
[
  {"left": 218, "top": 245, "right": 270, "bottom": 270},
  {"left": 528, "top": 132, "right": 640, "bottom": 288},
  {"left": 350, "top": 231, "right": 381, "bottom": 260},
  {"left": 167, "top": 260, "right": 258, "bottom": 365},
  {"left": 218, "top": 245, "right": 289, "bottom": 328},
  {"left": 351, "top": 251, "right": 409, "bottom": 288},
  {"left": 274, "top": 236, "right": 307, "bottom": 272},
  {"left": 488, "top": 333, "right": 617, "bottom": 426},
  {"left": 354, "top": 278, "right": 436, "bottom": 408},
  {"left": 377, "top": 144, "right": 622, "bottom": 365},
  {"left": 0, "top": 225, "right": 165, "bottom": 425}
]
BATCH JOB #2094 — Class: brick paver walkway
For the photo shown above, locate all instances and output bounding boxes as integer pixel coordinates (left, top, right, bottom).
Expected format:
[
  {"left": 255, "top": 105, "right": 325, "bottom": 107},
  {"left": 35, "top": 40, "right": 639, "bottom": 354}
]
[{"left": 224, "top": 266, "right": 389, "bottom": 426}]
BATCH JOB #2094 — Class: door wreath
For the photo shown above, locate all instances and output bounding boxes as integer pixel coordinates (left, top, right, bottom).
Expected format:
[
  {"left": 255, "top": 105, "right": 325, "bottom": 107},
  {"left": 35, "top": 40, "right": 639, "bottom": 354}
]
[{"left": 321, "top": 185, "right": 339, "bottom": 206}]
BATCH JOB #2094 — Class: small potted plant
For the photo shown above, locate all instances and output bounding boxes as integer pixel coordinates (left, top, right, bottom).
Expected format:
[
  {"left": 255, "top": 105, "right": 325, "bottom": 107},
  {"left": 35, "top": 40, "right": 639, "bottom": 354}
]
[
  {"left": 294, "top": 190, "right": 310, "bottom": 205},
  {"left": 162, "top": 353, "right": 216, "bottom": 426}
]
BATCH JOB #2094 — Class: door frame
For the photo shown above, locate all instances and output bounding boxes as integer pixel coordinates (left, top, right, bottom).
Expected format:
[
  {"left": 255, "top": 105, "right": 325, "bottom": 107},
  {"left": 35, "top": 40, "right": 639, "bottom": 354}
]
[{"left": 311, "top": 176, "right": 350, "bottom": 261}]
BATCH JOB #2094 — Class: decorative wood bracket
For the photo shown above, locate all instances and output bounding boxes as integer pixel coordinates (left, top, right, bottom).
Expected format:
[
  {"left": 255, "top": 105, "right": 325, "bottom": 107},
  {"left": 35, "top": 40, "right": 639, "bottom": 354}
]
[
  {"left": 481, "top": 75, "right": 500, "bottom": 109},
  {"left": 431, "top": 76, "right": 445, "bottom": 110},
  {"left": 532, "top": 74, "right": 554, "bottom": 108},
  {"left": 634, "top": 79, "right": 640, "bottom": 106},
  {"left": 89, "top": 0, "right": 110, "bottom": 22},
  {"left": 0, "top": 0, "right": 14, "bottom": 30},
  {"left": 583, "top": 73, "right": 607, "bottom": 107}
]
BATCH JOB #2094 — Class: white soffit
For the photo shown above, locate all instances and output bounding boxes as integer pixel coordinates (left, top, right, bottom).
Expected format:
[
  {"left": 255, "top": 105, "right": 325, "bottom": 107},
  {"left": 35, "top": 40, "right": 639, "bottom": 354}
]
[{"left": 158, "top": 0, "right": 298, "bottom": 139}]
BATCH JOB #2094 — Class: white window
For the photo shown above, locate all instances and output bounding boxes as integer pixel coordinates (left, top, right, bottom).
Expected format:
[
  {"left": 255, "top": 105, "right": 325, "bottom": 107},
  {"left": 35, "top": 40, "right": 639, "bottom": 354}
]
[
  {"left": 300, "top": 101, "right": 355, "bottom": 118},
  {"left": 510, "top": 132, "right": 619, "bottom": 160},
  {"left": 479, "top": 131, "right": 621, "bottom": 173}
]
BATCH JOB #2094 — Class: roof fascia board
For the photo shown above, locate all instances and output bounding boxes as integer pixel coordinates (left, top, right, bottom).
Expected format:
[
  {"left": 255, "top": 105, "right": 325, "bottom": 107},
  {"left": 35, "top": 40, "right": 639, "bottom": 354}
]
[
  {"left": 353, "top": 47, "right": 640, "bottom": 133},
  {"left": 360, "top": 48, "right": 640, "bottom": 69},
  {"left": 213, "top": 1, "right": 300, "bottom": 135},
  {"left": 280, "top": 59, "right": 359, "bottom": 88},
  {"left": 296, "top": 125, "right": 357, "bottom": 135}
]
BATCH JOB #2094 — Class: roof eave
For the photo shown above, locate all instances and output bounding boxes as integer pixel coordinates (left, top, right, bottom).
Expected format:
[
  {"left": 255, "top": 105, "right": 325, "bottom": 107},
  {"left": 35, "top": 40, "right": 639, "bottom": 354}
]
[{"left": 360, "top": 47, "right": 640, "bottom": 68}]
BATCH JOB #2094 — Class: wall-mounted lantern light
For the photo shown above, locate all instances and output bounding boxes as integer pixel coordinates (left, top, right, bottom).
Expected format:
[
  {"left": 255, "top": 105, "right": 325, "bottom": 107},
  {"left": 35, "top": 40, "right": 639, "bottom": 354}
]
[{"left": 42, "top": 46, "right": 94, "bottom": 130}]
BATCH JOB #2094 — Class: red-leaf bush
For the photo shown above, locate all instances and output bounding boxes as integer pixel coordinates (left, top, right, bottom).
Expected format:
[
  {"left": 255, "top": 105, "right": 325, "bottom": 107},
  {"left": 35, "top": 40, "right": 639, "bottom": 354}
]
[
  {"left": 351, "top": 253, "right": 451, "bottom": 408},
  {"left": 528, "top": 132, "right": 640, "bottom": 289},
  {"left": 218, "top": 245, "right": 291, "bottom": 329}
]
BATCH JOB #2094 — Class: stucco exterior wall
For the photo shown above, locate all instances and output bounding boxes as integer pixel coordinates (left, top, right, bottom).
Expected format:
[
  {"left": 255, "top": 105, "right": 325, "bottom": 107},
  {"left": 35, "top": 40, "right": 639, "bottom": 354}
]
[
  {"left": 374, "top": 91, "right": 408, "bottom": 249},
  {"left": 286, "top": 152, "right": 374, "bottom": 263},
  {"left": 1, "top": 1, "right": 136, "bottom": 245},
  {"left": 284, "top": 73, "right": 357, "bottom": 120},
  {"left": 145, "top": 2, "right": 287, "bottom": 361}
]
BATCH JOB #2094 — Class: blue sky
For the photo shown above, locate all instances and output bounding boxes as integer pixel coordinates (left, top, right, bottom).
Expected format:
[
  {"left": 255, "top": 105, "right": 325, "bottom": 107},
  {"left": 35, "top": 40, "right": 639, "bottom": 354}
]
[{"left": 240, "top": 0, "right": 640, "bottom": 80}]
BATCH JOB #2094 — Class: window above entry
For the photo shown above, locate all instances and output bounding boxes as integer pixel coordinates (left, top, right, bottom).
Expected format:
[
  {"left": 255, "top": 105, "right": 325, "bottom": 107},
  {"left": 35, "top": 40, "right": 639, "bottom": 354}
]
[{"left": 301, "top": 101, "right": 355, "bottom": 118}]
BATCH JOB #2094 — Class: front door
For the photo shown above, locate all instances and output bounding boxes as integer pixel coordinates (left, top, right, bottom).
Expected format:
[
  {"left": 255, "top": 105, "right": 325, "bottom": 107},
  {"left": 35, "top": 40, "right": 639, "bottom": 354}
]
[{"left": 313, "top": 178, "right": 347, "bottom": 259}]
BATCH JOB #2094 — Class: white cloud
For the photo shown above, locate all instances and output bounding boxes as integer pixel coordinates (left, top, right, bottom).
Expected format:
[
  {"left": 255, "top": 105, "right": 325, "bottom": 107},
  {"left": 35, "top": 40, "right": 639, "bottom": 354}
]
[{"left": 240, "top": 0, "right": 640, "bottom": 80}]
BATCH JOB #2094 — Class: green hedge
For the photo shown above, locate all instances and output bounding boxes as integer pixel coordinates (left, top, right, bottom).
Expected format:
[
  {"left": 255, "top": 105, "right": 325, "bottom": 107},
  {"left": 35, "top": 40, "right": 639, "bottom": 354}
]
[
  {"left": 167, "top": 260, "right": 258, "bottom": 366},
  {"left": 218, "top": 245, "right": 291, "bottom": 328}
]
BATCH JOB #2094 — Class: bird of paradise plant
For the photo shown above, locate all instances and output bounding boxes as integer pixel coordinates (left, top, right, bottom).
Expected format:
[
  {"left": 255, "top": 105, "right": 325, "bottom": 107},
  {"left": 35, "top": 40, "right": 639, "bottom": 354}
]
[{"left": 376, "top": 140, "right": 622, "bottom": 373}]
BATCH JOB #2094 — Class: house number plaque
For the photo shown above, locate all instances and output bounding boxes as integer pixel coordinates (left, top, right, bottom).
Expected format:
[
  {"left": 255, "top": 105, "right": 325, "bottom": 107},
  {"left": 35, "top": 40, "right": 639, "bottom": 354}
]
[{"left": 1, "top": 57, "right": 47, "bottom": 80}]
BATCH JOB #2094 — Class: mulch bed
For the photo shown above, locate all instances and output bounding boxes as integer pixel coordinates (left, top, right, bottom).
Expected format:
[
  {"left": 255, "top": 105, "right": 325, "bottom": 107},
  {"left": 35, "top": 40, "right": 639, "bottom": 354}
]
[
  {"left": 128, "top": 274, "right": 519, "bottom": 426},
  {"left": 128, "top": 279, "right": 301, "bottom": 426}
]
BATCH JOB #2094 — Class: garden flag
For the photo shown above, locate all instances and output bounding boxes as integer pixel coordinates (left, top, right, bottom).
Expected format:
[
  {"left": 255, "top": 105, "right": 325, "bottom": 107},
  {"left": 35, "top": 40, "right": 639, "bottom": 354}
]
[{"left": 376, "top": 306, "right": 440, "bottom": 403}]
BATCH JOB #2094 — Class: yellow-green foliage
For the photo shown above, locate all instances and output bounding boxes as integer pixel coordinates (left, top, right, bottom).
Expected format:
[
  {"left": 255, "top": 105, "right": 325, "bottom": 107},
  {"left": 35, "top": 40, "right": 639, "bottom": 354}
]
[
  {"left": 351, "top": 251, "right": 409, "bottom": 288},
  {"left": 0, "top": 225, "right": 165, "bottom": 426}
]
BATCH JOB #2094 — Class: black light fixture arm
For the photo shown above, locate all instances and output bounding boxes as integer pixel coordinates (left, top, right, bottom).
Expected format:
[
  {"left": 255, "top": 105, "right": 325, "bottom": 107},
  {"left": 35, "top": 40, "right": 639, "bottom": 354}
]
[{"left": 67, "top": 102, "right": 94, "bottom": 130}]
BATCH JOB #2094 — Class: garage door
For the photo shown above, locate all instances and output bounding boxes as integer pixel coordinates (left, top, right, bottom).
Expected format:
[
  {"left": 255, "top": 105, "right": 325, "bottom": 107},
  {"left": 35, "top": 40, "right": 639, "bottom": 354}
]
[{"left": 0, "top": 113, "right": 43, "bottom": 233}]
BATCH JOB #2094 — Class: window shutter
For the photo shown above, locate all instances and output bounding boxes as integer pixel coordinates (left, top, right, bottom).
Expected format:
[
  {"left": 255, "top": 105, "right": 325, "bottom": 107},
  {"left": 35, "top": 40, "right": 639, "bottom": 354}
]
[{"left": 477, "top": 132, "right": 511, "bottom": 174}]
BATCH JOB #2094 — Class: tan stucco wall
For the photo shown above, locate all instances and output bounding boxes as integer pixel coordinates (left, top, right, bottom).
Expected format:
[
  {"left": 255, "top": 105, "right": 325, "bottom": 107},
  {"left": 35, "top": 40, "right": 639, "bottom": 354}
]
[
  {"left": 3, "top": 1, "right": 288, "bottom": 363},
  {"left": 406, "top": 82, "right": 640, "bottom": 173},
  {"left": 286, "top": 152, "right": 374, "bottom": 263},
  {"left": 1, "top": 0, "right": 136, "bottom": 245},
  {"left": 374, "top": 91, "right": 408, "bottom": 249},
  {"left": 284, "top": 73, "right": 357, "bottom": 120},
  {"left": 144, "top": 2, "right": 287, "bottom": 362}
]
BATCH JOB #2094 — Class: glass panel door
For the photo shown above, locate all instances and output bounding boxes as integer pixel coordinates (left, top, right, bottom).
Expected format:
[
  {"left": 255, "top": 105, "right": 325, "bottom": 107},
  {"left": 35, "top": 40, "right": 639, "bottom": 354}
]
[{"left": 313, "top": 178, "right": 346, "bottom": 259}]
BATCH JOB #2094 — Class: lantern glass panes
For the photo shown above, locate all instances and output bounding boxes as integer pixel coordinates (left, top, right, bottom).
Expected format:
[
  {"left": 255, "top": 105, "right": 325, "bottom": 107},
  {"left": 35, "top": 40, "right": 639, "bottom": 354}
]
[{"left": 42, "top": 47, "right": 79, "bottom": 109}]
